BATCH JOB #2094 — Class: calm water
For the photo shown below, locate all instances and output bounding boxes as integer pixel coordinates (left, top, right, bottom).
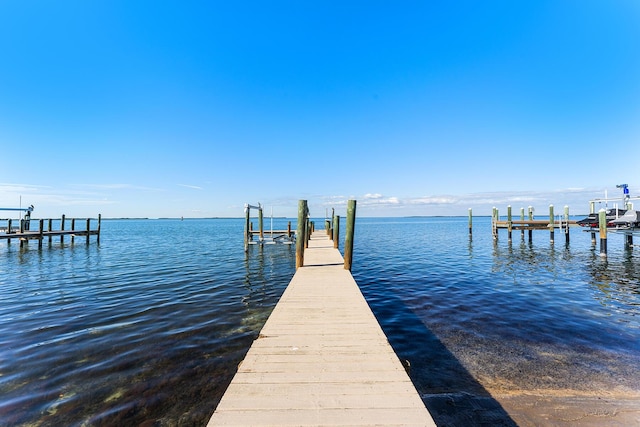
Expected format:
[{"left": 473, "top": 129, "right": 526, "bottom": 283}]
[{"left": 1, "top": 217, "right": 639, "bottom": 426}]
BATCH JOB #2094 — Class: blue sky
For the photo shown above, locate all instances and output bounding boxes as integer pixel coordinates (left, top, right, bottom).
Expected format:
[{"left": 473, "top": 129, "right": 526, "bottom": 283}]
[{"left": 1, "top": 1, "right": 639, "bottom": 218}]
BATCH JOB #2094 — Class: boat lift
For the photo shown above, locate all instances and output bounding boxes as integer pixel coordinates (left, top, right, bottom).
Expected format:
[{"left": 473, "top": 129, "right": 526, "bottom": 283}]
[
  {"left": 587, "top": 185, "right": 640, "bottom": 245},
  {"left": 244, "top": 203, "right": 294, "bottom": 251},
  {"left": 0, "top": 205, "right": 34, "bottom": 232}
]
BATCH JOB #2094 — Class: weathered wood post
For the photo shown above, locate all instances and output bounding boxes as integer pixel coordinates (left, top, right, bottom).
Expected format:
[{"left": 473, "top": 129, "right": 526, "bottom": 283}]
[
  {"left": 549, "top": 205, "right": 554, "bottom": 244},
  {"left": 564, "top": 206, "right": 570, "bottom": 245},
  {"left": 528, "top": 206, "right": 533, "bottom": 242},
  {"left": 7, "top": 219, "right": 12, "bottom": 244},
  {"left": 330, "top": 208, "right": 335, "bottom": 241},
  {"left": 48, "top": 218, "right": 53, "bottom": 244},
  {"left": 61, "top": 214, "right": 66, "bottom": 245},
  {"left": 305, "top": 215, "right": 310, "bottom": 249},
  {"left": 71, "top": 218, "right": 76, "bottom": 244},
  {"left": 244, "top": 205, "right": 250, "bottom": 252},
  {"left": 507, "top": 205, "right": 512, "bottom": 242},
  {"left": 287, "top": 221, "right": 292, "bottom": 239},
  {"left": 19, "top": 217, "right": 25, "bottom": 248},
  {"left": 344, "top": 200, "right": 356, "bottom": 271},
  {"left": 468, "top": 208, "right": 472, "bottom": 237},
  {"left": 38, "top": 219, "right": 44, "bottom": 249},
  {"left": 333, "top": 215, "right": 340, "bottom": 249},
  {"left": 598, "top": 208, "right": 607, "bottom": 256},
  {"left": 590, "top": 201, "right": 596, "bottom": 244},
  {"left": 296, "top": 200, "right": 307, "bottom": 268},
  {"left": 97, "top": 214, "right": 101, "bottom": 244},
  {"left": 325, "top": 219, "right": 331, "bottom": 236},
  {"left": 258, "top": 204, "right": 264, "bottom": 243},
  {"left": 86, "top": 218, "right": 91, "bottom": 244},
  {"left": 520, "top": 207, "right": 525, "bottom": 240},
  {"left": 492, "top": 207, "right": 498, "bottom": 241}
]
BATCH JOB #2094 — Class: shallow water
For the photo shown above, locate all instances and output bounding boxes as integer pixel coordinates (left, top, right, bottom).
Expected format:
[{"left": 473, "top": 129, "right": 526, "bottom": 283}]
[{"left": 1, "top": 217, "right": 638, "bottom": 425}]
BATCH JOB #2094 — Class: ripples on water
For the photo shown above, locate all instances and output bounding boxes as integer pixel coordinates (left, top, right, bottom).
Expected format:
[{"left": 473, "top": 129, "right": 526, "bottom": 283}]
[
  {"left": 0, "top": 219, "right": 296, "bottom": 426},
  {"left": 351, "top": 218, "right": 640, "bottom": 400},
  {"left": 1, "top": 217, "right": 639, "bottom": 425}
]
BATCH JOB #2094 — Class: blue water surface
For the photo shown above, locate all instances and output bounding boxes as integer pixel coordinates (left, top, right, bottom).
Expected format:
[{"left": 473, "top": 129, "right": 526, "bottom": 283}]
[{"left": 1, "top": 216, "right": 638, "bottom": 425}]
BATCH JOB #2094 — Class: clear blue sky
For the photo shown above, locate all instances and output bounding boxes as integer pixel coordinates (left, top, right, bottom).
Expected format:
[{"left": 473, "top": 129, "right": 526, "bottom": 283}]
[{"left": 1, "top": 1, "right": 639, "bottom": 218}]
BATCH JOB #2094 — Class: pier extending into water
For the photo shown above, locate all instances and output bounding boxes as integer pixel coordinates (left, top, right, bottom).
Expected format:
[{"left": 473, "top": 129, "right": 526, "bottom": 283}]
[
  {"left": 0, "top": 214, "right": 101, "bottom": 248},
  {"left": 489, "top": 205, "right": 577, "bottom": 244},
  {"left": 210, "top": 201, "right": 435, "bottom": 426}
]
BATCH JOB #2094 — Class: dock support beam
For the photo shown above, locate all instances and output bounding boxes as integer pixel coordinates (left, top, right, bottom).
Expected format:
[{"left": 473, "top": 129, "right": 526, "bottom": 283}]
[
  {"left": 528, "top": 206, "right": 533, "bottom": 243},
  {"left": 344, "top": 200, "right": 356, "bottom": 271},
  {"left": 590, "top": 202, "right": 596, "bottom": 244},
  {"left": 549, "top": 205, "right": 554, "bottom": 244},
  {"left": 598, "top": 209, "right": 607, "bottom": 256},
  {"left": 564, "top": 206, "right": 570, "bottom": 245},
  {"left": 333, "top": 215, "right": 340, "bottom": 249},
  {"left": 520, "top": 208, "right": 525, "bottom": 240},
  {"left": 296, "top": 200, "right": 307, "bottom": 269},
  {"left": 258, "top": 205, "right": 264, "bottom": 243},
  {"left": 507, "top": 205, "right": 512, "bottom": 242},
  {"left": 61, "top": 215, "right": 66, "bottom": 245},
  {"left": 468, "top": 208, "right": 472, "bottom": 237},
  {"left": 244, "top": 207, "right": 250, "bottom": 252}
]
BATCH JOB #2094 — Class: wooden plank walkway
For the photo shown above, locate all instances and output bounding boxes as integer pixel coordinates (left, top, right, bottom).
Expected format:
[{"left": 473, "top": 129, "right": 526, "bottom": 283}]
[{"left": 208, "top": 231, "right": 436, "bottom": 426}]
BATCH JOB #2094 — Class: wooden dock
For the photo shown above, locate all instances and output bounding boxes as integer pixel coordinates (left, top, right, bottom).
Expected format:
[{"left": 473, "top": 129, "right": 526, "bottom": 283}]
[
  {"left": 208, "top": 230, "right": 436, "bottom": 426},
  {"left": 0, "top": 215, "right": 101, "bottom": 248}
]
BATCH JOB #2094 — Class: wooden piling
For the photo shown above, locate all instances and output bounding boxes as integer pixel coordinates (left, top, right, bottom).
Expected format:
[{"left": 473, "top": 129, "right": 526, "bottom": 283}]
[
  {"left": 344, "top": 200, "right": 356, "bottom": 271},
  {"left": 549, "top": 205, "right": 554, "bottom": 244},
  {"left": 258, "top": 205, "right": 264, "bottom": 242},
  {"left": 97, "top": 214, "right": 101, "bottom": 244},
  {"left": 590, "top": 202, "right": 596, "bottom": 244},
  {"left": 333, "top": 215, "right": 340, "bottom": 249},
  {"left": 244, "top": 207, "right": 250, "bottom": 252},
  {"left": 296, "top": 200, "right": 307, "bottom": 269},
  {"left": 71, "top": 218, "right": 76, "bottom": 244},
  {"left": 528, "top": 206, "right": 533, "bottom": 242},
  {"left": 507, "top": 205, "right": 512, "bottom": 242},
  {"left": 564, "top": 206, "right": 570, "bottom": 244},
  {"left": 38, "top": 219, "right": 44, "bottom": 249},
  {"left": 598, "top": 208, "right": 607, "bottom": 256},
  {"left": 287, "top": 221, "right": 292, "bottom": 238},
  {"left": 48, "top": 218, "right": 53, "bottom": 244},
  {"left": 468, "top": 208, "right": 472, "bottom": 236},
  {"left": 492, "top": 207, "right": 498, "bottom": 240},
  {"left": 520, "top": 207, "right": 525, "bottom": 239},
  {"left": 61, "top": 215, "right": 66, "bottom": 245}
]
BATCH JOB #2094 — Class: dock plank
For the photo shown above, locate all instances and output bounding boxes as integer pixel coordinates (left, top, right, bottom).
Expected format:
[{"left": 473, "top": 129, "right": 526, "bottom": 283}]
[{"left": 208, "top": 231, "right": 436, "bottom": 426}]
